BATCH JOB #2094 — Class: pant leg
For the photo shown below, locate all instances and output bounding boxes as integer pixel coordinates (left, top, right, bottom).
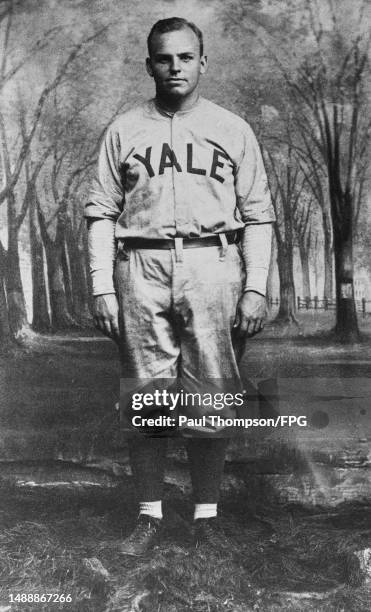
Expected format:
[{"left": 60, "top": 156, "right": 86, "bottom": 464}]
[
  {"left": 114, "top": 247, "right": 180, "bottom": 435},
  {"left": 115, "top": 247, "right": 179, "bottom": 379},
  {"left": 173, "top": 243, "right": 245, "bottom": 436}
]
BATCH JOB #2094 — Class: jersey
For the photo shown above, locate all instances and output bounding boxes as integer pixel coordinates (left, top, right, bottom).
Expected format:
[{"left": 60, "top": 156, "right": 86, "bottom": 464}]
[{"left": 85, "top": 97, "right": 275, "bottom": 237}]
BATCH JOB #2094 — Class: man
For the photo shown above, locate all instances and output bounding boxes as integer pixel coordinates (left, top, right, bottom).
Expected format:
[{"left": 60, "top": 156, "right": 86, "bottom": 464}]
[{"left": 85, "top": 17, "right": 275, "bottom": 555}]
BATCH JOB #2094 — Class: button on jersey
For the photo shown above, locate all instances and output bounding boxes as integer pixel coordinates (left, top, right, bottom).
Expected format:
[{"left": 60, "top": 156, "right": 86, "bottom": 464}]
[{"left": 85, "top": 97, "right": 275, "bottom": 238}]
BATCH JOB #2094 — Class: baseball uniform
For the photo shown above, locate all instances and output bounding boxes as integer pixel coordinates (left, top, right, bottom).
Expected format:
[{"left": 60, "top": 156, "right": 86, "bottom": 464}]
[{"left": 85, "top": 96, "right": 275, "bottom": 436}]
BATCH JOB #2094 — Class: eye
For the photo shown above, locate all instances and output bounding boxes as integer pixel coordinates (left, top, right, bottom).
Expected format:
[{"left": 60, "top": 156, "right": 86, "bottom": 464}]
[
  {"left": 180, "top": 55, "right": 194, "bottom": 62},
  {"left": 155, "top": 56, "right": 170, "bottom": 64}
]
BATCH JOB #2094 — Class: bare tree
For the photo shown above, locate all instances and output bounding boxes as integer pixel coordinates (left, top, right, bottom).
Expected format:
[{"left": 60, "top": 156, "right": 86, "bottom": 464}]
[
  {"left": 223, "top": 0, "right": 369, "bottom": 341},
  {"left": 265, "top": 142, "right": 307, "bottom": 325},
  {"left": 0, "top": 2, "right": 108, "bottom": 342},
  {"left": 281, "top": 127, "right": 334, "bottom": 301},
  {"left": 37, "top": 152, "right": 96, "bottom": 330},
  {"left": 293, "top": 197, "right": 318, "bottom": 300},
  {"left": 280, "top": 0, "right": 370, "bottom": 341}
]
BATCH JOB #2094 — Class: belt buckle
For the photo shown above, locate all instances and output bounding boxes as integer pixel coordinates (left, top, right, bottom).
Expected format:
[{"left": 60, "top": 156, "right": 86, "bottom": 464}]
[
  {"left": 174, "top": 237, "right": 183, "bottom": 262},
  {"left": 117, "top": 239, "right": 130, "bottom": 260},
  {"left": 117, "top": 239, "right": 125, "bottom": 253}
]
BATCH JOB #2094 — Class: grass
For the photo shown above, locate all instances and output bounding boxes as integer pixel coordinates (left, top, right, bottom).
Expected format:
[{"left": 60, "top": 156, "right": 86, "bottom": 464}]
[{"left": 0, "top": 485, "right": 370, "bottom": 611}]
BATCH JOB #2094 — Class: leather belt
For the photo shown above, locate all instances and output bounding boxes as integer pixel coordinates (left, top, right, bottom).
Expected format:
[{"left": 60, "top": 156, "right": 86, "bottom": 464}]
[{"left": 118, "top": 230, "right": 242, "bottom": 250}]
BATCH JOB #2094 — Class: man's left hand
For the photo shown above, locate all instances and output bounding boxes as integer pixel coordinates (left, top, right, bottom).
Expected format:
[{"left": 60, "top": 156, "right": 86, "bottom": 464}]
[{"left": 233, "top": 291, "right": 267, "bottom": 338}]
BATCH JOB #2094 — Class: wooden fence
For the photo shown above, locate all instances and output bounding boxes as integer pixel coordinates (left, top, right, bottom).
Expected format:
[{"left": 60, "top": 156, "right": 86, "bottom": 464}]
[{"left": 267, "top": 296, "right": 371, "bottom": 316}]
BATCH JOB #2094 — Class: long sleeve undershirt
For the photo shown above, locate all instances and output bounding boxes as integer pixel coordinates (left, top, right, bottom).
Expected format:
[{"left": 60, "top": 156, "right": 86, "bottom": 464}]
[
  {"left": 87, "top": 218, "right": 117, "bottom": 296},
  {"left": 241, "top": 222, "right": 272, "bottom": 296},
  {"left": 87, "top": 218, "right": 273, "bottom": 297}
]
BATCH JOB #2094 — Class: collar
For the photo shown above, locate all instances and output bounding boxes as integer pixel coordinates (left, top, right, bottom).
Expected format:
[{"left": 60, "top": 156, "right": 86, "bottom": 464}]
[{"left": 149, "top": 96, "right": 203, "bottom": 118}]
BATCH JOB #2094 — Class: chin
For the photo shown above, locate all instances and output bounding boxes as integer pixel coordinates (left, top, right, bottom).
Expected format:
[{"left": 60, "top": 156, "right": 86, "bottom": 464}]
[
  {"left": 166, "top": 84, "right": 192, "bottom": 95},
  {"left": 163, "top": 88, "right": 187, "bottom": 98}
]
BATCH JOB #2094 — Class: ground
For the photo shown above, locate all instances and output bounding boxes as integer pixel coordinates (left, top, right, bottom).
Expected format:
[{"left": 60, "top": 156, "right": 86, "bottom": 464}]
[
  {"left": 0, "top": 483, "right": 370, "bottom": 611},
  {"left": 0, "top": 311, "right": 370, "bottom": 611}
]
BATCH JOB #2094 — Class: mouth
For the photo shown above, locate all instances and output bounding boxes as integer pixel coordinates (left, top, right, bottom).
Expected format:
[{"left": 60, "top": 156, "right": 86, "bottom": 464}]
[{"left": 166, "top": 78, "right": 186, "bottom": 83}]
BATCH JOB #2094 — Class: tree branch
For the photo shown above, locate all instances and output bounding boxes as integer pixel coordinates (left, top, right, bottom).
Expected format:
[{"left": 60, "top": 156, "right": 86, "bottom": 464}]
[{"left": 0, "top": 24, "right": 110, "bottom": 205}]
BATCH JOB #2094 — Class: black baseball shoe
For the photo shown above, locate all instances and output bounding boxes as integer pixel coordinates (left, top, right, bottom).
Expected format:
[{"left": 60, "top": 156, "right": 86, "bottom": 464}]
[
  {"left": 118, "top": 514, "right": 162, "bottom": 556},
  {"left": 193, "top": 517, "right": 229, "bottom": 549}
]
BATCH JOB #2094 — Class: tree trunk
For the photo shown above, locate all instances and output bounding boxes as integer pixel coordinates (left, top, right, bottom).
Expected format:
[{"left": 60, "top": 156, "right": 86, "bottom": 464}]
[
  {"left": 322, "top": 210, "right": 333, "bottom": 299},
  {"left": 299, "top": 243, "right": 311, "bottom": 299},
  {"left": 275, "top": 240, "right": 297, "bottom": 324},
  {"left": 61, "top": 239, "right": 73, "bottom": 315},
  {"left": 266, "top": 233, "right": 276, "bottom": 307},
  {"left": 29, "top": 186, "right": 50, "bottom": 332},
  {"left": 332, "top": 193, "right": 360, "bottom": 343},
  {"left": 6, "top": 193, "right": 29, "bottom": 338},
  {"left": 83, "top": 224, "right": 94, "bottom": 315},
  {"left": 274, "top": 191, "right": 298, "bottom": 326},
  {"left": 44, "top": 218, "right": 77, "bottom": 330},
  {"left": 0, "top": 241, "right": 12, "bottom": 348},
  {"left": 65, "top": 218, "right": 91, "bottom": 325},
  {"left": 313, "top": 246, "right": 320, "bottom": 297},
  {"left": 74, "top": 247, "right": 92, "bottom": 324}
]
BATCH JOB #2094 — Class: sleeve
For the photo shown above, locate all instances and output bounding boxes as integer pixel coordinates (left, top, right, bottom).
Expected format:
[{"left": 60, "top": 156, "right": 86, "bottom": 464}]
[
  {"left": 240, "top": 223, "right": 272, "bottom": 296},
  {"left": 87, "top": 218, "right": 117, "bottom": 296},
  {"left": 235, "top": 123, "right": 276, "bottom": 225},
  {"left": 84, "top": 124, "right": 124, "bottom": 220}
]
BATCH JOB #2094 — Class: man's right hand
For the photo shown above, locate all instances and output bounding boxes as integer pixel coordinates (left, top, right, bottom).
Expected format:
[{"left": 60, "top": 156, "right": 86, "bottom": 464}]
[{"left": 93, "top": 294, "right": 120, "bottom": 343}]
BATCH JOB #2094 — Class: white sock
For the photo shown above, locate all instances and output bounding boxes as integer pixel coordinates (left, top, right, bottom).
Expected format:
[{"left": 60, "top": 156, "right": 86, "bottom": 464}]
[
  {"left": 139, "top": 500, "right": 163, "bottom": 520},
  {"left": 194, "top": 503, "right": 217, "bottom": 521}
]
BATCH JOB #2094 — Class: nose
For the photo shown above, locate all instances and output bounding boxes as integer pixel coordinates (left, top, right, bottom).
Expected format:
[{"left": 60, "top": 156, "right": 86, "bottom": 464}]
[{"left": 169, "top": 57, "right": 181, "bottom": 73}]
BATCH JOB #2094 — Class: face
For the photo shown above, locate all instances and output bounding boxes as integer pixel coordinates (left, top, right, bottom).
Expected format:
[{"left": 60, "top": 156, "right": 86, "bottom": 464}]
[{"left": 146, "top": 28, "right": 207, "bottom": 100}]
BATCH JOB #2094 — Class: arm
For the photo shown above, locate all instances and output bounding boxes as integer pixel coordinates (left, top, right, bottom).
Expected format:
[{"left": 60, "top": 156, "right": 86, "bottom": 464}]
[
  {"left": 233, "top": 223, "right": 273, "bottom": 337},
  {"left": 234, "top": 123, "right": 275, "bottom": 337},
  {"left": 85, "top": 123, "right": 123, "bottom": 342}
]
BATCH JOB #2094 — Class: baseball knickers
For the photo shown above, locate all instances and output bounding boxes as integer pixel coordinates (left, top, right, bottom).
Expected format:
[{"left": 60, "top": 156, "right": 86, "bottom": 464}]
[{"left": 115, "top": 238, "right": 246, "bottom": 437}]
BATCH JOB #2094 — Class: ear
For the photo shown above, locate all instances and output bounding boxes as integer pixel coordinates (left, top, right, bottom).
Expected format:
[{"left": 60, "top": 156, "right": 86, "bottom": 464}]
[
  {"left": 200, "top": 55, "right": 208, "bottom": 75},
  {"left": 146, "top": 57, "right": 154, "bottom": 77}
]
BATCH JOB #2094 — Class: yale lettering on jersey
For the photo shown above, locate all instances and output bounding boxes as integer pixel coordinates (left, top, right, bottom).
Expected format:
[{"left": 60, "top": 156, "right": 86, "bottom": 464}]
[{"left": 133, "top": 143, "right": 229, "bottom": 183}]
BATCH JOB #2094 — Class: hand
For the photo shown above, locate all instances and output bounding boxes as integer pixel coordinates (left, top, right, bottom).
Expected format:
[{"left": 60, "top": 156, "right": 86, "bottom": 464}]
[
  {"left": 233, "top": 291, "right": 267, "bottom": 338},
  {"left": 93, "top": 294, "right": 120, "bottom": 342}
]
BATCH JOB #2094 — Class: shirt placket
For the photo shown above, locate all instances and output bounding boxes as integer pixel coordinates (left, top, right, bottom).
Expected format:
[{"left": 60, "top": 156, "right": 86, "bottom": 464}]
[{"left": 170, "top": 114, "right": 187, "bottom": 236}]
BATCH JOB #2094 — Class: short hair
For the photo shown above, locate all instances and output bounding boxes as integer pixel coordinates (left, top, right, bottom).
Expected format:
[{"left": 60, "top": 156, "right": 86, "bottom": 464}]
[{"left": 147, "top": 17, "right": 204, "bottom": 57}]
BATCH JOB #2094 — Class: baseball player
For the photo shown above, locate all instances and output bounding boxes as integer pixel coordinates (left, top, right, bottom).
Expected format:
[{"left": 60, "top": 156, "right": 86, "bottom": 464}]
[{"left": 85, "top": 17, "right": 275, "bottom": 555}]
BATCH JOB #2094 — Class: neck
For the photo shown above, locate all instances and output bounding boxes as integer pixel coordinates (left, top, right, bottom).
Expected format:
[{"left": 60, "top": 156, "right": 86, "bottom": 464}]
[{"left": 155, "top": 90, "right": 199, "bottom": 113}]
